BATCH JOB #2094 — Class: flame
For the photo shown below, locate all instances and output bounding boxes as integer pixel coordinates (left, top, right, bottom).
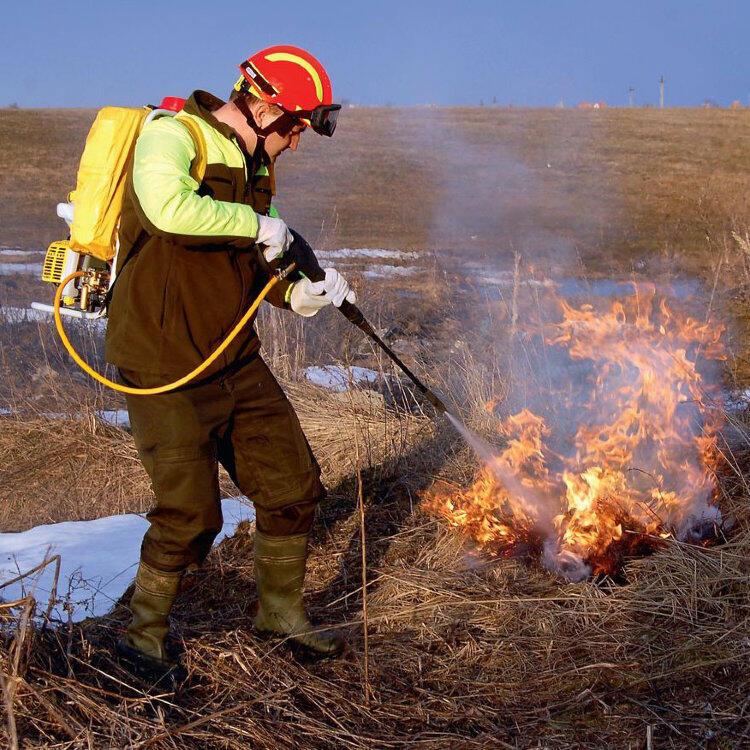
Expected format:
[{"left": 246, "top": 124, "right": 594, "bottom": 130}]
[{"left": 425, "top": 283, "right": 725, "bottom": 580}]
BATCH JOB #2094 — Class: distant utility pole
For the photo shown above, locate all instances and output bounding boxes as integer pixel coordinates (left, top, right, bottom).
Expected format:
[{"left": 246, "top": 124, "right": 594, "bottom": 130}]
[
  {"left": 628, "top": 86, "right": 635, "bottom": 107},
  {"left": 659, "top": 76, "right": 665, "bottom": 109}
]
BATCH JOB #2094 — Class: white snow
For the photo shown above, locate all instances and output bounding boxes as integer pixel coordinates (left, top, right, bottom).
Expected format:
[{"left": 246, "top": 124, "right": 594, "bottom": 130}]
[
  {"left": 0, "top": 497, "right": 254, "bottom": 623},
  {"left": 0, "top": 248, "right": 44, "bottom": 256},
  {"left": 0, "top": 409, "right": 131, "bottom": 429},
  {"left": 304, "top": 365, "right": 380, "bottom": 392},
  {"left": 0, "top": 306, "right": 54, "bottom": 323},
  {"left": 316, "top": 248, "right": 419, "bottom": 261},
  {"left": 0, "top": 262, "right": 44, "bottom": 276},
  {"left": 98, "top": 409, "right": 131, "bottom": 429},
  {"left": 363, "top": 265, "right": 418, "bottom": 279},
  {"left": 724, "top": 388, "right": 750, "bottom": 412},
  {"left": 0, "top": 306, "right": 106, "bottom": 328}
]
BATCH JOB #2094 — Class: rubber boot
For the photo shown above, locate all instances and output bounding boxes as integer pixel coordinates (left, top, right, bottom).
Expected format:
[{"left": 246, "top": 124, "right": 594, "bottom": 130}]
[
  {"left": 116, "top": 562, "right": 186, "bottom": 684},
  {"left": 253, "top": 531, "right": 345, "bottom": 658}
]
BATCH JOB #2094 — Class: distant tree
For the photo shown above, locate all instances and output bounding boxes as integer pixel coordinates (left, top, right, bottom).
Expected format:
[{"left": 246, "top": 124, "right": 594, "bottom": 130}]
[
  {"left": 479, "top": 99, "right": 484, "bottom": 106},
  {"left": 7, "top": 102, "right": 19, "bottom": 109},
  {"left": 702, "top": 99, "right": 718, "bottom": 109}
]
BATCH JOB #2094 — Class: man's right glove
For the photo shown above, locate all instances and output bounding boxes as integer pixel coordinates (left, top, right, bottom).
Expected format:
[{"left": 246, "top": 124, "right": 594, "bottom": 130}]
[
  {"left": 255, "top": 214, "right": 292, "bottom": 261},
  {"left": 289, "top": 268, "right": 357, "bottom": 317}
]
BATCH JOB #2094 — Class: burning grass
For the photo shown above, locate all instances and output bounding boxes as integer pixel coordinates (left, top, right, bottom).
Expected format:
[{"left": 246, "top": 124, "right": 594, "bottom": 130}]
[
  {"left": 2, "top": 262, "right": 748, "bottom": 746},
  {"left": 426, "top": 283, "right": 729, "bottom": 582}
]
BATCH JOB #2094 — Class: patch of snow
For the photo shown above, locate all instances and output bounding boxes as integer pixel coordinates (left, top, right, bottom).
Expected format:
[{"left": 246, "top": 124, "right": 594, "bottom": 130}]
[
  {"left": 0, "top": 262, "right": 44, "bottom": 276},
  {"left": 363, "top": 265, "right": 418, "bottom": 279},
  {"left": 724, "top": 388, "right": 750, "bottom": 412},
  {"left": 317, "top": 248, "right": 419, "bottom": 261},
  {"left": 0, "top": 306, "right": 106, "bottom": 328},
  {"left": 0, "top": 407, "right": 131, "bottom": 429},
  {"left": 98, "top": 409, "right": 130, "bottom": 429},
  {"left": 478, "top": 272, "right": 554, "bottom": 289},
  {"left": 0, "top": 248, "right": 44, "bottom": 256},
  {"left": 304, "top": 365, "right": 380, "bottom": 392},
  {"left": 474, "top": 273, "right": 699, "bottom": 300},
  {"left": 0, "top": 306, "right": 56, "bottom": 323},
  {"left": 0, "top": 498, "right": 254, "bottom": 623}
]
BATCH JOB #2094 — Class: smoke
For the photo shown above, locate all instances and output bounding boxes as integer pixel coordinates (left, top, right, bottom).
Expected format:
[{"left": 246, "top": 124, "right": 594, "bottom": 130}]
[
  {"left": 411, "top": 108, "right": 727, "bottom": 580},
  {"left": 390, "top": 107, "right": 615, "bottom": 273}
]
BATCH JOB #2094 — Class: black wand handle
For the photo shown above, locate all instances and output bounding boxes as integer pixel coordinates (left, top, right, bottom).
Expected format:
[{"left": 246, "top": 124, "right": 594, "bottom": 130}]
[{"left": 286, "top": 231, "right": 447, "bottom": 414}]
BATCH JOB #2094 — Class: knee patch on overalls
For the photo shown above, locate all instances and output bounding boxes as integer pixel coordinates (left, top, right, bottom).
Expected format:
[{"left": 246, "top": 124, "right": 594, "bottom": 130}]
[{"left": 141, "top": 443, "right": 223, "bottom": 572}]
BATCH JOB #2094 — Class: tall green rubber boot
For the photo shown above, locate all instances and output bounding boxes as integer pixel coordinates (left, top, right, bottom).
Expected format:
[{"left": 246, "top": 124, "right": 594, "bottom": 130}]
[
  {"left": 253, "top": 531, "right": 345, "bottom": 658},
  {"left": 116, "top": 562, "right": 186, "bottom": 684}
]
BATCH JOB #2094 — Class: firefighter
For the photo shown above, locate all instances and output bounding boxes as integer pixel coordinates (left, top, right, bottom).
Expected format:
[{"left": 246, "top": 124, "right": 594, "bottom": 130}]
[{"left": 105, "top": 46, "right": 352, "bottom": 681}]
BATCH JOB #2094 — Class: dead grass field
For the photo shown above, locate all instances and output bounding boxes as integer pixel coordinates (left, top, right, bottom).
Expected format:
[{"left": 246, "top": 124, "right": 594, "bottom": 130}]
[
  {"left": 2, "top": 106, "right": 750, "bottom": 267},
  {"left": 1, "top": 106, "right": 750, "bottom": 748}
]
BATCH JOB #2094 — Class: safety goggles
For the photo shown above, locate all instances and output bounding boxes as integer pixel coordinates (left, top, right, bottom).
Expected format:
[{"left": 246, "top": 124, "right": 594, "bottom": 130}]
[
  {"left": 291, "top": 104, "right": 341, "bottom": 137},
  {"left": 269, "top": 104, "right": 341, "bottom": 138}
]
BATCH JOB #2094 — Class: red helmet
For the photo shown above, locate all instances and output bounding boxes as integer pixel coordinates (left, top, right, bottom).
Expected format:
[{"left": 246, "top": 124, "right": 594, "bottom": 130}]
[{"left": 235, "top": 45, "right": 341, "bottom": 136}]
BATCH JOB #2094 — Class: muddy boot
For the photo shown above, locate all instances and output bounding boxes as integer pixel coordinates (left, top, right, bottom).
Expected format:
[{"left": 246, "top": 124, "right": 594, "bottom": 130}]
[
  {"left": 253, "top": 531, "right": 345, "bottom": 658},
  {"left": 116, "top": 562, "right": 186, "bottom": 685}
]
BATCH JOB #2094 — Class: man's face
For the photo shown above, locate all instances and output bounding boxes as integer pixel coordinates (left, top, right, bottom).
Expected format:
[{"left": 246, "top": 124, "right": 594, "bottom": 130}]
[{"left": 257, "top": 106, "right": 306, "bottom": 160}]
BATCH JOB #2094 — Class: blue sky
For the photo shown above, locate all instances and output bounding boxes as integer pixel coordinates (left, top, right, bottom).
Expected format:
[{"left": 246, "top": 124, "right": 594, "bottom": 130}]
[{"left": 2, "top": 0, "right": 747, "bottom": 107}]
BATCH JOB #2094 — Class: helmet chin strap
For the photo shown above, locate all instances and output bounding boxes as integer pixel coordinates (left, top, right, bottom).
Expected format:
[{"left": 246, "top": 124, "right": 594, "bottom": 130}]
[{"left": 234, "top": 96, "right": 269, "bottom": 135}]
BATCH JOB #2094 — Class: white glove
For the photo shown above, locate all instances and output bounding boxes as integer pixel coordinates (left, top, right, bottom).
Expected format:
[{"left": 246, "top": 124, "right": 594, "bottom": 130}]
[
  {"left": 255, "top": 214, "right": 292, "bottom": 262},
  {"left": 289, "top": 268, "right": 357, "bottom": 317}
]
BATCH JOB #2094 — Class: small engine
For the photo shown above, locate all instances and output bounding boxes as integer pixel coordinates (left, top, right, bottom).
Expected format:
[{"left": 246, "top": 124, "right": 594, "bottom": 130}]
[{"left": 31, "top": 205, "right": 112, "bottom": 320}]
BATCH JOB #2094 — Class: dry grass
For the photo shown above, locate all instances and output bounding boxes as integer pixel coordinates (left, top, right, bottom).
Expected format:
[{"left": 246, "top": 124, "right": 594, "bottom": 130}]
[
  {"left": 1, "top": 408, "right": 747, "bottom": 748},
  {"left": 1, "top": 340, "right": 748, "bottom": 747},
  {"left": 2, "top": 106, "right": 750, "bottom": 748},
  {"left": 3, "top": 107, "right": 750, "bottom": 272},
  {"left": 0, "top": 109, "right": 94, "bottom": 250},
  {"left": 0, "top": 415, "right": 146, "bottom": 531},
  {"left": 0, "top": 381, "right": 431, "bottom": 533}
]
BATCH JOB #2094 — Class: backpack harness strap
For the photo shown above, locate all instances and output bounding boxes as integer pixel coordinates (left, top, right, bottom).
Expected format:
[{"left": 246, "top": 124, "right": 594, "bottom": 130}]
[{"left": 105, "top": 114, "right": 208, "bottom": 308}]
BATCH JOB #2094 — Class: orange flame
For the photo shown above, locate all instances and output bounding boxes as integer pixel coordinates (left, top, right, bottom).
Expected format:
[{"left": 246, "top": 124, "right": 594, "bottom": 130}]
[{"left": 425, "top": 284, "right": 725, "bottom": 580}]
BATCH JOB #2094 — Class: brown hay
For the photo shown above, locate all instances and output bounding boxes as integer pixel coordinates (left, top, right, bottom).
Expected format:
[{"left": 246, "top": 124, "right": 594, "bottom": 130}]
[
  {"left": 0, "top": 379, "right": 431, "bottom": 533},
  {"left": 0, "top": 414, "right": 147, "bottom": 531},
  {"left": 1, "top": 392, "right": 748, "bottom": 748}
]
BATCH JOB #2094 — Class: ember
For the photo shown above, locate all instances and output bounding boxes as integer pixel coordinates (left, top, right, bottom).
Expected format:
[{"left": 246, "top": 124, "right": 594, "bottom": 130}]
[{"left": 426, "top": 283, "right": 726, "bottom": 580}]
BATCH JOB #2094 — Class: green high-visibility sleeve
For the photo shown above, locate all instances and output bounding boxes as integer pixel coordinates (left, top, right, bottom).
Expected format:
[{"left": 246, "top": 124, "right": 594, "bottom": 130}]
[{"left": 132, "top": 118, "right": 259, "bottom": 240}]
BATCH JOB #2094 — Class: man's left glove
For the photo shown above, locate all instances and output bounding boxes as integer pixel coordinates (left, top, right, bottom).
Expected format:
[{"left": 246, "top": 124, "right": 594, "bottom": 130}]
[{"left": 290, "top": 268, "right": 357, "bottom": 317}]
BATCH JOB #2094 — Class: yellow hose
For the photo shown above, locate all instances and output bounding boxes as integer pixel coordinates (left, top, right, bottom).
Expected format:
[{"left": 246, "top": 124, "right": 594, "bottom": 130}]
[{"left": 53, "top": 270, "right": 280, "bottom": 395}]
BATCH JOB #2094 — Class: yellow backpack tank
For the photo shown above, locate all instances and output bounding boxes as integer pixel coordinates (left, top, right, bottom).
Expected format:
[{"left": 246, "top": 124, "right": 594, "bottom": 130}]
[
  {"left": 35, "top": 104, "right": 208, "bottom": 318},
  {"left": 69, "top": 107, "right": 207, "bottom": 262}
]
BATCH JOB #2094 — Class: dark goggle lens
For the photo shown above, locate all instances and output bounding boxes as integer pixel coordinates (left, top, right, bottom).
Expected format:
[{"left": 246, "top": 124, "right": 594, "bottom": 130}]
[{"left": 310, "top": 104, "right": 341, "bottom": 137}]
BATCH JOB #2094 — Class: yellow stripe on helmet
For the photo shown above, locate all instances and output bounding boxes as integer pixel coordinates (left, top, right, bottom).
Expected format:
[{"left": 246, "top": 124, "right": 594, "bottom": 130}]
[{"left": 265, "top": 51, "right": 324, "bottom": 103}]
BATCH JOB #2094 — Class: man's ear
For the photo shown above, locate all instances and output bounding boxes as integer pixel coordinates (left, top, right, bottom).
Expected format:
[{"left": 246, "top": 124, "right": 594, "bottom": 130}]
[{"left": 252, "top": 100, "right": 273, "bottom": 129}]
